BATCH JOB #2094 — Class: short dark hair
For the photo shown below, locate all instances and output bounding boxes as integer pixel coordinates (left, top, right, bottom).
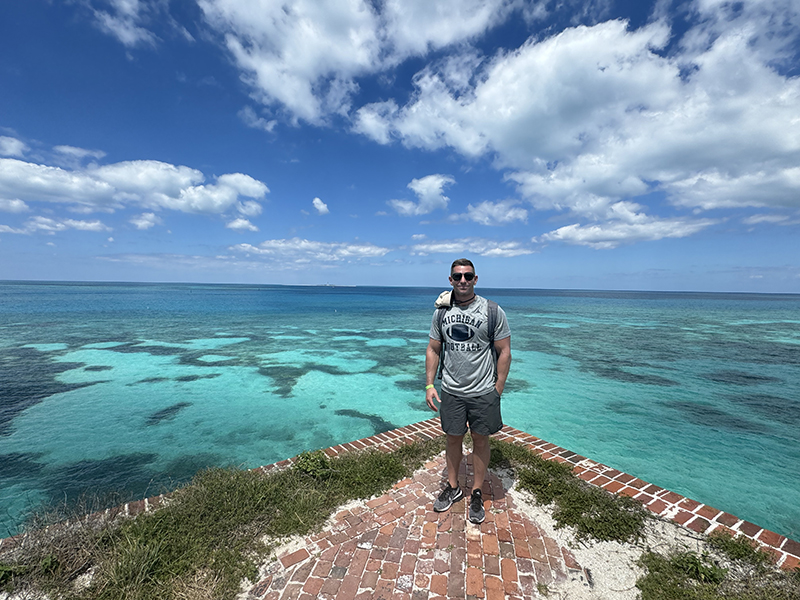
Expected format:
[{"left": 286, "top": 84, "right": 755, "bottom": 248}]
[{"left": 451, "top": 258, "right": 475, "bottom": 273}]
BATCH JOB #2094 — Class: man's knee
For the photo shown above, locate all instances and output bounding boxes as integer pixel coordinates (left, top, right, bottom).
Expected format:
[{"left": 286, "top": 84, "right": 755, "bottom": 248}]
[{"left": 471, "top": 432, "right": 490, "bottom": 450}]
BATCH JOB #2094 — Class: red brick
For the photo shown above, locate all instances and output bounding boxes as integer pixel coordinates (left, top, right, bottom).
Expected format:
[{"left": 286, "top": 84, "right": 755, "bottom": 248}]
[
  {"left": 485, "top": 575, "right": 504, "bottom": 600},
  {"left": 501, "top": 557, "right": 518, "bottom": 582},
  {"left": 380, "top": 522, "right": 397, "bottom": 536},
  {"left": 592, "top": 475, "right": 611, "bottom": 487},
  {"left": 781, "top": 555, "right": 799, "bottom": 571},
  {"left": 518, "top": 574, "right": 536, "bottom": 596},
  {"left": 367, "top": 495, "right": 390, "bottom": 509},
  {"left": 615, "top": 472, "right": 635, "bottom": 484},
  {"left": 484, "top": 554, "right": 501, "bottom": 575},
  {"left": 281, "top": 548, "right": 310, "bottom": 568},
  {"left": 672, "top": 510, "right": 694, "bottom": 525},
  {"left": 482, "top": 533, "right": 499, "bottom": 555},
  {"left": 661, "top": 492, "right": 683, "bottom": 504},
  {"left": 528, "top": 537, "right": 547, "bottom": 562},
  {"left": 679, "top": 497, "right": 701, "bottom": 511},
  {"left": 375, "top": 578, "right": 394, "bottom": 598},
  {"left": 758, "top": 529, "right": 785, "bottom": 549},
  {"left": 362, "top": 571, "right": 379, "bottom": 588},
  {"left": 738, "top": 521, "right": 761, "bottom": 537},
  {"left": 510, "top": 522, "right": 526, "bottom": 539},
  {"left": 466, "top": 567, "right": 484, "bottom": 597},
  {"left": 782, "top": 538, "right": 800, "bottom": 558},
  {"left": 400, "top": 553, "right": 416, "bottom": 573},
  {"left": 618, "top": 487, "right": 639, "bottom": 498},
  {"left": 335, "top": 575, "right": 361, "bottom": 600},
  {"left": 628, "top": 478, "right": 648, "bottom": 489},
  {"left": 430, "top": 574, "right": 448, "bottom": 596},
  {"left": 561, "top": 548, "right": 580, "bottom": 570},
  {"left": 686, "top": 516, "right": 711, "bottom": 534},
  {"left": 494, "top": 511, "right": 509, "bottom": 529},
  {"left": 422, "top": 522, "right": 437, "bottom": 539},
  {"left": 603, "top": 480, "right": 625, "bottom": 493},
  {"left": 533, "top": 560, "right": 552, "bottom": 584},
  {"left": 280, "top": 583, "right": 303, "bottom": 600},
  {"left": 403, "top": 538, "right": 420, "bottom": 554},
  {"left": 302, "top": 577, "right": 324, "bottom": 595},
  {"left": 497, "top": 527, "right": 512, "bottom": 542},
  {"left": 647, "top": 499, "right": 667, "bottom": 515},
  {"left": 382, "top": 562, "right": 399, "bottom": 580},
  {"left": 697, "top": 505, "right": 721, "bottom": 520},
  {"left": 716, "top": 512, "right": 739, "bottom": 527}
]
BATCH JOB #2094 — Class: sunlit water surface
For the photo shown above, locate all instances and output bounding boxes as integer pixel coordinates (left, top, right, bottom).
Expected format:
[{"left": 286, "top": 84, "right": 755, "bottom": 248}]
[{"left": 1, "top": 282, "right": 798, "bottom": 539}]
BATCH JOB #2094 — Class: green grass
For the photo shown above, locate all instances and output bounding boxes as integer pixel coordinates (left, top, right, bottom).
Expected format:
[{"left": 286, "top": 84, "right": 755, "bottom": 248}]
[
  {"left": 4, "top": 435, "right": 798, "bottom": 600},
  {"left": 0, "top": 437, "right": 444, "bottom": 600},
  {"left": 636, "top": 531, "right": 800, "bottom": 600},
  {"left": 489, "top": 438, "right": 649, "bottom": 543}
]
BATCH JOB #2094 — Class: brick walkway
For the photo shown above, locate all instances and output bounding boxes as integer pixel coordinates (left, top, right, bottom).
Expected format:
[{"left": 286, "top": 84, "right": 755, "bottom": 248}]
[
  {"left": 245, "top": 451, "right": 588, "bottom": 600},
  {"left": 240, "top": 417, "right": 799, "bottom": 600},
  {"left": 3, "top": 417, "right": 797, "bottom": 598}
]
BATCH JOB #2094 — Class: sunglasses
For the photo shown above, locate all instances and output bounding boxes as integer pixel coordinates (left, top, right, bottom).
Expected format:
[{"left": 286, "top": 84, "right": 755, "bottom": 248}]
[{"left": 450, "top": 272, "right": 475, "bottom": 281}]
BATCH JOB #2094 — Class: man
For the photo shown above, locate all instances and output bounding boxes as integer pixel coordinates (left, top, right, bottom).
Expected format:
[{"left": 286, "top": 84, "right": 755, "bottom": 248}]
[{"left": 425, "top": 258, "right": 511, "bottom": 524}]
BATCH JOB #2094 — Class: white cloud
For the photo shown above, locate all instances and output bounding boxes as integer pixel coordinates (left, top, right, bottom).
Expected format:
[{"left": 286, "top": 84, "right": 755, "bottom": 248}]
[
  {"left": 312, "top": 197, "right": 330, "bottom": 215},
  {"left": 411, "top": 237, "right": 533, "bottom": 257},
  {"left": 226, "top": 217, "right": 259, "bottom": 232},
  {"left": 238, "top": 106, "right": 277, "bottom": 132},
  {"left": 0, "top": 198, "right": 29, "bottom": 213},
  {"left": 0, "top": 216, "right": 112, "bottom": 235},
  {"left": 198, "top": 0, "right": 515, "bottom": 124},
  {"left": 231, "top": 237, "right": 390, "bottom": 264},
  {"left": 0, "top": 157, "right": 269, "bottom": 216},
  {"left": 0, "top": 159, "right": 116, "bottom": 209},
  {"left": 352, "top": 101, "right": 398, "bottom": 144},
  {"left": 91, "top": 0, "right": 158, "bottom": 48},
  {"left": 130, "top": 212, "right": 163, "bottom": 230},
  {"left": 54, "top": 145, "right": 107, "bottom": 161},
  {"left": 389, "top": 174, "right": 455, "bottom": 216},
  {"left": 0, "top": 136, "right": 28, "bottom": 158},
  {"left": 355, "top": 6, "right": 800, "bottom": 246},
  {"left": 463, "top": 200, "right": 527, "bottom": 226},
  {"left": 537, "top": 206, "right": 717, "bottom": 249}
]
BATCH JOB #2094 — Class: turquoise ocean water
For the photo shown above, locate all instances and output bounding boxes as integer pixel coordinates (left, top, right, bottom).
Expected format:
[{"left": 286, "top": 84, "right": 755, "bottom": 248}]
[{"left": 1, "top": 282, "right": 799, "bottom": 540}]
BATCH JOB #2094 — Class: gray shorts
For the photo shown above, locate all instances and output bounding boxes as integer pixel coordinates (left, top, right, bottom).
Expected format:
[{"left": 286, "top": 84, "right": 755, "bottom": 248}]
[{"left": 439, "top": 388, "right": 503, "bottom": 437}]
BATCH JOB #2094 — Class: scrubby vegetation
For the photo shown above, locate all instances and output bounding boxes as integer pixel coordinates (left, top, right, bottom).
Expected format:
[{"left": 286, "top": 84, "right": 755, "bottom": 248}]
[
  {"left": 636, "top": 531, "right": 800, "bottom": 600},
  {"left": 489, "top": 437, "right": 649, "bottom": 543},
  {"left": 0, "top": 437, "right": 444, "bottom": 600},
  {"left": 2, "top": 434, "right": 798, "bottom": 600}
]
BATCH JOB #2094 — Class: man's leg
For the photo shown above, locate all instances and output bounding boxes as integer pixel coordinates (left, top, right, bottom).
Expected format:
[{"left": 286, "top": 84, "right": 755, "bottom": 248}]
[
  {"left": 445, "top": 433, "right": 465, "bottom": 488},
  {"left": 470, "top": 432, "right": 490, "bottom": 492}
]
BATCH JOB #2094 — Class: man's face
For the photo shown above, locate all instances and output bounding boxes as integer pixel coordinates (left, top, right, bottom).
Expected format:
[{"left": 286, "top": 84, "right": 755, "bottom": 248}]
[{"left": 449, "top": 265, "right": 477, "bottom": 295}]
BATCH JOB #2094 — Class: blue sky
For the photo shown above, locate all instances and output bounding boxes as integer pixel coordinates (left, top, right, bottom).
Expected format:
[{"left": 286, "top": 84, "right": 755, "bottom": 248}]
[{"left": 1, "top": 0, "right": 799, "bottom": 291}]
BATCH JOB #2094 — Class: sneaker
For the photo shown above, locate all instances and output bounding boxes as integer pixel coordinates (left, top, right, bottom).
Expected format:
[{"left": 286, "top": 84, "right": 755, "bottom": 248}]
[
  {"left": 433, "top": 483, "right": 463, "bottom": 512},
  {"left": 469, "top": 489, "right": 485, "bottom": 524}
]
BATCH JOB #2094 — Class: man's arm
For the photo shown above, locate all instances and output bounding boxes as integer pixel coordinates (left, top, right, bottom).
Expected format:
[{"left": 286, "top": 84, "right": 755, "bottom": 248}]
[
  {"left": 425, "top": 338, "right": 442, "bottom": 411},
  {"left": 494, "top": 336, "right": 511, "bottom": 395}
]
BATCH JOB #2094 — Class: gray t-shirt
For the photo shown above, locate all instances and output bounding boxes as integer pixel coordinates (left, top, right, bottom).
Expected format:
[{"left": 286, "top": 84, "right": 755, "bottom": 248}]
[{"left": 429, "top": 295, "right": 511, "bottom": 397}]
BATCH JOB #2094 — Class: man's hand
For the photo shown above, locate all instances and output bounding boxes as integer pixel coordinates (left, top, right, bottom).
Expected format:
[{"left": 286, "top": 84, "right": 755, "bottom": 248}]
[
  {"left": 493, "top": 336, "right": 511, "bottom": 397},
  {"left": 426, "top": 386, "right": 441, "bottom": 411},
  {"left": 425, "top": 338, "right": 443, "bottom": 411}
]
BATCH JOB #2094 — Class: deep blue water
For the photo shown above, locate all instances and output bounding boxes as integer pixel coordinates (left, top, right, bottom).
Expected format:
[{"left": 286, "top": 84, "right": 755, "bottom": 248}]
[{"left": 1, "top": 281, "right": 799, "bottom": 539}]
